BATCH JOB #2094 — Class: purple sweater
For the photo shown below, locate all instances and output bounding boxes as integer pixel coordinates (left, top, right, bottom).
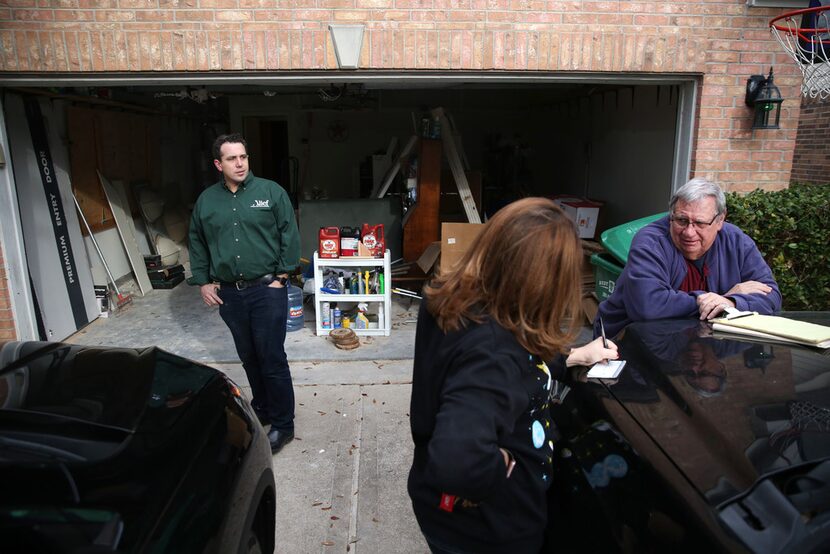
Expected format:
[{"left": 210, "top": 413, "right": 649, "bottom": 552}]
[{"left": 595, "top": 216, "right": 781, "bottom": 338}]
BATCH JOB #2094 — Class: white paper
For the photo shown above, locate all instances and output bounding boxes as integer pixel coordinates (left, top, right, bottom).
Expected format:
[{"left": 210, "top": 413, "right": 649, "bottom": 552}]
[{"left": 587, "top": 360, "right": 626, "bottom": 380}]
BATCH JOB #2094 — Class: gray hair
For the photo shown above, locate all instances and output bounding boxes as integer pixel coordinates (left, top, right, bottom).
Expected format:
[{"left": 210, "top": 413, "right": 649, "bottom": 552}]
[{"left": 669, "top": 178, "right": 726, "bottom": 215}]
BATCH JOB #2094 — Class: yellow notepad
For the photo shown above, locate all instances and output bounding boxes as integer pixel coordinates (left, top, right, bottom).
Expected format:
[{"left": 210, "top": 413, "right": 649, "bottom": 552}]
[{"left": 711, "top": 314, "right": 830, "bottom": 348}]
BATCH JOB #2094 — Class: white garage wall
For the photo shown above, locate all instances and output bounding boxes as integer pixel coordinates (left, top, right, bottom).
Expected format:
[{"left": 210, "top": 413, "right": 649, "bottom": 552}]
[{"left": 549, "top": 85, "right": 678, "bottom": 228}]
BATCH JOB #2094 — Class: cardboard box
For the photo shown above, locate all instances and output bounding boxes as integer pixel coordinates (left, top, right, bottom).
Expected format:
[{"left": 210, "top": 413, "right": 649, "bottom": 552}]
[
  {"left": 440, "top": 223, "right": 484, "bottom": 272},
  {"left": 416, "top": 241, "right": 441, "bottom": 273},
  {"left": 554, "top": 197, "right": 603, "bottom": 239}
]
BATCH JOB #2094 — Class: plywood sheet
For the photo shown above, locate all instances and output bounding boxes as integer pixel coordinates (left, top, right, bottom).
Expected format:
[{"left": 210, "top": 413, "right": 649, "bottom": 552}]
[
  {"left": 403, "top": 139, "right": 442, "bottom": 262},
  {"left": 99, "top": 171, "right": 152, "bottom": 296}
]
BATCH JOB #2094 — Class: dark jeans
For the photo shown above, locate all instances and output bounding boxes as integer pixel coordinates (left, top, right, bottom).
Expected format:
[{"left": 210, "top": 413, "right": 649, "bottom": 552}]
[{"left": 218, "top": 283, "right": 294, "bottom": 432}]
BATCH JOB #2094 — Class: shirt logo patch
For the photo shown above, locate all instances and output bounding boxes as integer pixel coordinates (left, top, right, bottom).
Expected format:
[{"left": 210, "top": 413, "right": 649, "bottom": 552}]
[{"left": 251, "top": 199, "right": 270, "bottom": 208}]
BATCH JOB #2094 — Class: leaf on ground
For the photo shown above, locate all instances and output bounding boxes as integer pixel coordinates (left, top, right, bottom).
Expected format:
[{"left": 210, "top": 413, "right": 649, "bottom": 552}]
[
  {"left": 321, "top": 540, "right": 334, "bottom": 546},
  {"left": 321, "top": 506, "right": 332, "bottom": 510},
  {"left": 312, "top": 501, "right": 323, "bottom": 506},
  {"left": 330, "top": 515, "right": 339, "bottom": 520}
]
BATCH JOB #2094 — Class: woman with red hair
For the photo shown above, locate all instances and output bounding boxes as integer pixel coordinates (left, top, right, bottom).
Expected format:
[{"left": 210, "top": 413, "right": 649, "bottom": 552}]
[{"left": 408, "top": 197, "right": 618, "bottom": 553}]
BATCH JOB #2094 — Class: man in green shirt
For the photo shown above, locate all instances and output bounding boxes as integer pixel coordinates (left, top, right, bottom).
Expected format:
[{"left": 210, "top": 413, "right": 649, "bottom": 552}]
[{"left": 188, "top": 133, "right": 301, "bottom": 454}]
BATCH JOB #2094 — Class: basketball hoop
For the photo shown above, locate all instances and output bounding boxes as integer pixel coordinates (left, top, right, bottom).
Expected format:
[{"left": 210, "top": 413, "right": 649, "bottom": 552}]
[{"left": 770, "top": 5, "right": 830, "bottom": 100}]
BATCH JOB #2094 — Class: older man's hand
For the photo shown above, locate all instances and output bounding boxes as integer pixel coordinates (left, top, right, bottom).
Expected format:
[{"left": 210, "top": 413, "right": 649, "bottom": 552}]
[
  {"left": 726, "top": 280, "right": 772, "bottom": 296},
  {"left": 696, "top": 292, "right": 734, "bottom": 320}
]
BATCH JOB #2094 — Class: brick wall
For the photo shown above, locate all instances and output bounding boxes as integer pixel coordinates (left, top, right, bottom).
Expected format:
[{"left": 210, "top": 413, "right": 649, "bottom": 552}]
[
  {"left": 0, "top": 248, "right": 15, "bottom": 340},
  {"left": 0, "top": 1, "right": 805, "bottom": 193},
  {"left": 791, "top": 96, "right": 830, "bottom": 185}
]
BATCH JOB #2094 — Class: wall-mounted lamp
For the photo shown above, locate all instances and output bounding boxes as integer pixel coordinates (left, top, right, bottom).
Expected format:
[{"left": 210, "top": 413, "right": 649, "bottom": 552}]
[
  {"left": 329, "top": 25, "right": 365, "bottom": 70},
  {"left": 745, "top": 67, "right": 783, "bottom": 130}
]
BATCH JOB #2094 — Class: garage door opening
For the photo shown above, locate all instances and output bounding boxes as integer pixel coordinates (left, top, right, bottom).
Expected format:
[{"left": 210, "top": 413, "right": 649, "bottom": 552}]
[{"left": 0, "top": 75, "right": 697, "bottom": 340}]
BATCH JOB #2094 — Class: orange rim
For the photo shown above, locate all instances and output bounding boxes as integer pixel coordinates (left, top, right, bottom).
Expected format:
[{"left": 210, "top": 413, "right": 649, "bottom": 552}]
[{"left": 770, "top": 5, "right": 830, "bottom": 43}]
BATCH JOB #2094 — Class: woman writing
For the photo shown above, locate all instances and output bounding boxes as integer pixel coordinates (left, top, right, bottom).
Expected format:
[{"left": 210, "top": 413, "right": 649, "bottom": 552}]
[{"left": 408, "top": 197, "right": 618, "bottom": 553}]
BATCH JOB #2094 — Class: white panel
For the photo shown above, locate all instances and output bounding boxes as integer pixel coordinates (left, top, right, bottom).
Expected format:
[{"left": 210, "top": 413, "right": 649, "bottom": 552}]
[{"left": 5, "top": 93, "right": 98, "bottom": 340}]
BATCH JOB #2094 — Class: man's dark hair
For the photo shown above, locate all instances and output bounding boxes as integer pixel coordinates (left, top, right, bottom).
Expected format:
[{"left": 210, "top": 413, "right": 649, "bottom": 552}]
[{"left": 212, "top": 133, "right": 247, "bottom": 161}]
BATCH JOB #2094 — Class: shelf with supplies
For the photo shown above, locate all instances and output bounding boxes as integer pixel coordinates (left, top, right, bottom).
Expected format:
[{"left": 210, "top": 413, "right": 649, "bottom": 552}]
[{"left": 313, "top": 250, "right": 392, "bottom": 337}]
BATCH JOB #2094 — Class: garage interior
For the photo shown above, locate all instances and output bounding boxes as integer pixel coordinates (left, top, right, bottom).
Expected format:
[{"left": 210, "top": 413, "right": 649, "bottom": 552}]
[{"left": 2, "top": 75, "right": 693, "bottom": 341}]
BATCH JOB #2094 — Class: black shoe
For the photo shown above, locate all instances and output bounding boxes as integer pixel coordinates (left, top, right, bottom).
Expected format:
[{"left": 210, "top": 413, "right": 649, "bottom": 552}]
[{"left": 267, "top": 428, "right": 294, "bottom": 454}]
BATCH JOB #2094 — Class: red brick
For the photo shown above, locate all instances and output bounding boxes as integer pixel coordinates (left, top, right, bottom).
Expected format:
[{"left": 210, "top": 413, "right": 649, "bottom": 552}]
[{"left": 0, "top": 31, "right": 18, "bottom": 70}]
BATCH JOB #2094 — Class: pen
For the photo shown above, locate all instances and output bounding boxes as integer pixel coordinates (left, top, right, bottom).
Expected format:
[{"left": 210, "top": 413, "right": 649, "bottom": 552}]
[{"left": 600, "top": 317, "right": 608, "bottom": 349}]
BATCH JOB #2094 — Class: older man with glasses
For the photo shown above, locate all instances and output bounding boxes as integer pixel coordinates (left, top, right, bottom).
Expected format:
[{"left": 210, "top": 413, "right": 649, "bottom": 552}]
[{"left": 595, "top": 177, "right": 781, "bottom": 339}]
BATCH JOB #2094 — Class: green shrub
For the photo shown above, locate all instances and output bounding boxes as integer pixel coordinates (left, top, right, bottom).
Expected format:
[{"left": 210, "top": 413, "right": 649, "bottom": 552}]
[{"left": 726, "top": 183, "right": 830, "bottom": 311}]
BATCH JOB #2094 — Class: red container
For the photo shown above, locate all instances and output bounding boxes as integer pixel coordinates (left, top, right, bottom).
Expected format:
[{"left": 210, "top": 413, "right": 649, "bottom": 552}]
[
  {"left": 361, "top": 223, "right": 385, "bottom": 258},
  {"left": 319, "top": 226, "right": 340, "bottom": 258}
]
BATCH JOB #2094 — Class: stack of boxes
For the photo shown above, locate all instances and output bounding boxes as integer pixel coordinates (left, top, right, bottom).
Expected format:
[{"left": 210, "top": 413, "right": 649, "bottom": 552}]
[{"left": 144, "top": 255, "right": 185, "bottom": 289}]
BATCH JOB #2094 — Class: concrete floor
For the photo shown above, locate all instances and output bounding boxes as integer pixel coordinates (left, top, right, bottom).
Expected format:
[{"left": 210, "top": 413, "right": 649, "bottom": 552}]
[{"left": 68, "top": 283, "right": 420, "bottom": 363}]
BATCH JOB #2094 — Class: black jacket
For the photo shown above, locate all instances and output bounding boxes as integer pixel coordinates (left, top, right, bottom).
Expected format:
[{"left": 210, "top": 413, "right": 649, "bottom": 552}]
[{"left": 408, "top": 302, "right": 565, "bottom": 553}]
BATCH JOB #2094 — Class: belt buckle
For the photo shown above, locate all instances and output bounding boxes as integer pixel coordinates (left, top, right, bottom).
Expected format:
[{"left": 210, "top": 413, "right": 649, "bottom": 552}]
[{"left": 235, "top": 280, "right": 245, "bottom": 291}]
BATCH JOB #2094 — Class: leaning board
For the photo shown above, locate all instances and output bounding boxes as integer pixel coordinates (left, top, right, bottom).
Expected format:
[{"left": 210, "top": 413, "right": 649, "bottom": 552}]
[{"left": 99, "top": 171, "right": 152, "bottom": 296}]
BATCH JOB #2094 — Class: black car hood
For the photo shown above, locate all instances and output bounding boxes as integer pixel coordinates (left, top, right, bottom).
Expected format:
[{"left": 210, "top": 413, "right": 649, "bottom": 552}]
[{"left": 604, "top": 319, "right": 830, "bottom": 508}]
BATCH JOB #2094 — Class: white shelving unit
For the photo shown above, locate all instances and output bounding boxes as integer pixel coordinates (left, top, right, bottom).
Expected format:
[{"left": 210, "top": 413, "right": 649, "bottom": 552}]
[{"left": 313, "top": 250, "right": 392, "bottom": 336}]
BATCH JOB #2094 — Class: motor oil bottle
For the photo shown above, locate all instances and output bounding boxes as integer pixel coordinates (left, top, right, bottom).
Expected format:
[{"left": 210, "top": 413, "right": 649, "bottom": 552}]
[
  {"left": 339, "top": 226, "right": 360, "bottom": 257},
  {"left": 361, "top": 223, "right": 385, "bottom": 258},
  {"left": 319, "top": 226, "right": 340, "bottom": 258}
]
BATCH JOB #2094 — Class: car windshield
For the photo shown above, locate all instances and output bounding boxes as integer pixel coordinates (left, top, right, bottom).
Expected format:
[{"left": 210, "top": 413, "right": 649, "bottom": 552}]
[{"left": 0, "top": 342, "right": 155, "bottom": 431}]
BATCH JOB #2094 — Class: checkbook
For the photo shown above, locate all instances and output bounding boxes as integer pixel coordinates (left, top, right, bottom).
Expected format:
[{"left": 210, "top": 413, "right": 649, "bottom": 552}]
[{"left": 587, "top": 359, "right": 626, "bottom": 380}]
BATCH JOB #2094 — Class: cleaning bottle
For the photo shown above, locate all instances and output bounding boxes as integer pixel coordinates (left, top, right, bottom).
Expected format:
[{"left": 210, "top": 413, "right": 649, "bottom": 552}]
[{"left": 356, "top": 303, "right": 369, "bottom": 329}]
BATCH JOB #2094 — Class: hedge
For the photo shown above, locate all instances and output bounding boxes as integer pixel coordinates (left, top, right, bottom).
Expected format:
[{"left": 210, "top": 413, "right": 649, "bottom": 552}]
[{"left": 726, "top": 183, "right": 830, "bottom": 311}]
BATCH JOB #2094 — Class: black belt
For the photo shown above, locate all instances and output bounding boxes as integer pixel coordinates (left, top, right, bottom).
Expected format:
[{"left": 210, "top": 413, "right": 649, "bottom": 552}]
[{"left": 220, "top": 273, "right": 274, "bottom": 290}]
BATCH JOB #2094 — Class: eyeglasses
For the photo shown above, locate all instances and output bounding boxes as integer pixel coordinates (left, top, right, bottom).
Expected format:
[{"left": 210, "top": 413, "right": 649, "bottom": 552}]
[{"left": 670, "top": 212, "right": 721, "bottom": 230}]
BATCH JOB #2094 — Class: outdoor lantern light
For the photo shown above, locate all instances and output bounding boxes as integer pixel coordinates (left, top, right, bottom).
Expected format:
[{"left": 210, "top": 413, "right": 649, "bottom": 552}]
[{"left": 745, "top": 67, "right": 783, "bottom": 130}]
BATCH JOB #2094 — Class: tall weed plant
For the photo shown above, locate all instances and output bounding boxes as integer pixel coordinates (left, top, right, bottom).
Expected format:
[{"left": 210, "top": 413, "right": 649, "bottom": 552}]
[{"left": 726, "top": 183, "right": 830, "bottom": 311}]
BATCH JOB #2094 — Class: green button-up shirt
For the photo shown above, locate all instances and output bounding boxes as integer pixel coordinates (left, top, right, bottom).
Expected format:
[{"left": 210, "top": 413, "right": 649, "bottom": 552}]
[{"left": 187, "top": 172, "right": 301, "bottom": 285}]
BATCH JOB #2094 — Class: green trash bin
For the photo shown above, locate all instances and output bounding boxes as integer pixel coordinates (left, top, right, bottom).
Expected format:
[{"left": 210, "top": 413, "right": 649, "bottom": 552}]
[
  {"left": 600, "top": 212, "right": 668, "bottom": 265},
  {"left": 590, "top": 252, "right": 624, "bottom": 301}
]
